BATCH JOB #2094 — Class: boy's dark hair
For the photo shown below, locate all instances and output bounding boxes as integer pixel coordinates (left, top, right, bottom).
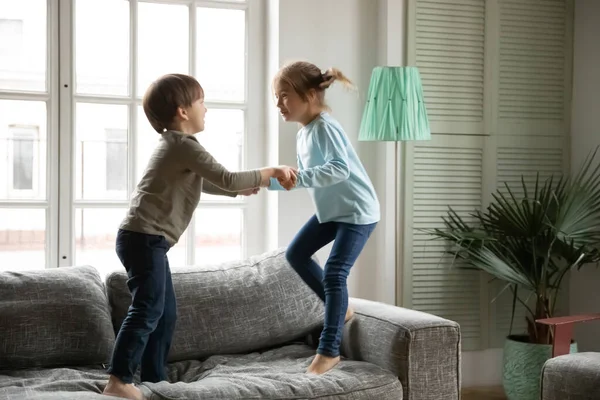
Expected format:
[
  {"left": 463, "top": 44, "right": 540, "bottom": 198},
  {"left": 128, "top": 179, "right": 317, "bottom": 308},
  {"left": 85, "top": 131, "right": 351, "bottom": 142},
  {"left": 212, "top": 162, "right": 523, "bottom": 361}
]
[{"left": 142, "top": 73, "right": 204, "bottom": 133}]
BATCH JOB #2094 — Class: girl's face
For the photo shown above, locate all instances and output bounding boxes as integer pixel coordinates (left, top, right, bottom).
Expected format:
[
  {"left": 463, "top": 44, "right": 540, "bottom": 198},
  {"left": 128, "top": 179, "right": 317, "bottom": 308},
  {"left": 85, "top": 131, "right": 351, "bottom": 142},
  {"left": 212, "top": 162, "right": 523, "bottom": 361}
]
[{"left": 274, "top": 82, "right": 311, "bottom": 124}]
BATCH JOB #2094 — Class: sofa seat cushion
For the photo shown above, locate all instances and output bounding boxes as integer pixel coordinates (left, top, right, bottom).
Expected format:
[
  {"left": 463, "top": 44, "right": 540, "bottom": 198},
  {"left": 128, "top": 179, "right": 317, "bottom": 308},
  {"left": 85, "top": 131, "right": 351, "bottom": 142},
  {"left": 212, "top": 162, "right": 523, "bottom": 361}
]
[
  {"left": 141, "top": 344, "right": 403, "bottom": 400},
  {"left": 541, "top": 352, "right": 600, "bottom": 400},
  {"left": 0, "top": 265, "right": 115, "bottom": 369},
  {"left": 0, "top": 366, "right": 109, "bottom": 399},
  {"left": 106, "top": 249, "right": 326, "bottom": 363}
]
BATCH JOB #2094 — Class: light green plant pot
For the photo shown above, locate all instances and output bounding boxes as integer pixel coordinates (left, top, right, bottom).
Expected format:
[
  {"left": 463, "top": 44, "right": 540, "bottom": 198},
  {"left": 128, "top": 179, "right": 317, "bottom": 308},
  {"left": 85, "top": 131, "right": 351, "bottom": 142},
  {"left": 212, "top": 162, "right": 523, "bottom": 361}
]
[{"left": 502, "top": 334, "right": 578, "bottom": 400}]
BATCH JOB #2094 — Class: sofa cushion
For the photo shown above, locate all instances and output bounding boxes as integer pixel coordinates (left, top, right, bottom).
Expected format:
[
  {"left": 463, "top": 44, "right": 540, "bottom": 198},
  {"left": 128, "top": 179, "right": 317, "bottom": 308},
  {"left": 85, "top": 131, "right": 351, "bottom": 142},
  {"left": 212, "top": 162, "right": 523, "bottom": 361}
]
[
  {"left": 0, "top": 345, "right": 402, "bottom": 400},
  {"left": 0, "top": 265, "right": 115, "bottom": 370},
  {"left": 0, "top": 366, "right": 109, "bottom": 399},
  {"left": 541, "top": 352, "right": 600, "bottom": 400},
  {"left": 141, "top": 344, "right": 403, "bottom": 399},
  {"left": 106, "top": 248, "right": 325, "bottom": 362}
]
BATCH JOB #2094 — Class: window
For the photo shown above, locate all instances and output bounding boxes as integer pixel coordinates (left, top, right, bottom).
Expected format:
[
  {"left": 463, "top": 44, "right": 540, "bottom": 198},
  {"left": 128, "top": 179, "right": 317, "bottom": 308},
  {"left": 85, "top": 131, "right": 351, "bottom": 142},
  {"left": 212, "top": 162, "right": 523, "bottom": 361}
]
[
  {"left": 0, "top": 0, "right": 263, "bottom": 276},
  {"left": 0, "top": 19, "right": 23, "bottom": 57},
  {"left": 11, "top": 125, "right": 39, "bottom": 191},
  {"left": 105, "top": 128, "right": 128, "bottom": 192}
]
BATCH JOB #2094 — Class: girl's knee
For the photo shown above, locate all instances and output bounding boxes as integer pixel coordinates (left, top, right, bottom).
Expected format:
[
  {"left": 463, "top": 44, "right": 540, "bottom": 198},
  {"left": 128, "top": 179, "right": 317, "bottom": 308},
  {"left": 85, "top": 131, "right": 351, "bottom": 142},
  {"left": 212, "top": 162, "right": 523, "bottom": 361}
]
[{"left": 285, "top": 246, "right": 307, "bottom": 267}]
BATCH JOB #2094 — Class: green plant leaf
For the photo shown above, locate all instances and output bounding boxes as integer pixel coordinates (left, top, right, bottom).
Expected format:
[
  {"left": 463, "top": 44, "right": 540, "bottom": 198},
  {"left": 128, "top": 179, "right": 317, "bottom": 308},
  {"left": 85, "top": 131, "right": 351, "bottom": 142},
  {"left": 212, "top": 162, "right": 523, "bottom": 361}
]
[{"left": 423, "top": 145, "right": 600, "bottom": 343}]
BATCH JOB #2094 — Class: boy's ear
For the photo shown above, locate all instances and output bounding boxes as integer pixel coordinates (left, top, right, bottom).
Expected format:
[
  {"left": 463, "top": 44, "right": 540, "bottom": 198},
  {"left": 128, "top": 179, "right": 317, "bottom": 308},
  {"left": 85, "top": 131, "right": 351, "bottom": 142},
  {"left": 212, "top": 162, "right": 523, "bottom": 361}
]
[{"left": 175, "top": 106, "right": 189, "bottom": 121}]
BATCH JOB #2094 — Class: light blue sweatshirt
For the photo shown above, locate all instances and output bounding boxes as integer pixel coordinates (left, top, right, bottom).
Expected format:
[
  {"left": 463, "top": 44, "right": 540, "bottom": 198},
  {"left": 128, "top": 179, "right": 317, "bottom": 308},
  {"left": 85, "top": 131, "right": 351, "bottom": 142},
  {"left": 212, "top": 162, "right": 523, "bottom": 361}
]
[{"left": 269, "top": 112, "right": 380, "bottom": 225}]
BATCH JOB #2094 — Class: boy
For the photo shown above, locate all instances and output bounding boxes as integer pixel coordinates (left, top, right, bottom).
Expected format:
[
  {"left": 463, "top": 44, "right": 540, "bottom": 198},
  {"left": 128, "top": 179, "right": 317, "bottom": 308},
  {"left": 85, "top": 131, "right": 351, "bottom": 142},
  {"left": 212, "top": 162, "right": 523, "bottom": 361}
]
[{"left": 103, "top": 74, "right": 295, "bottom": 399}]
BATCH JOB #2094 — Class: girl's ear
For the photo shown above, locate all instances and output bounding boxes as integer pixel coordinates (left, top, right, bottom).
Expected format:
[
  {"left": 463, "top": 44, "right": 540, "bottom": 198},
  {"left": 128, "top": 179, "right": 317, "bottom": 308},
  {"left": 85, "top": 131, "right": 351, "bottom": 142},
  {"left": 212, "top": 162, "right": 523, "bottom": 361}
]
[{"left": 307, "top": 88, "right": 318, "bottom": 103}]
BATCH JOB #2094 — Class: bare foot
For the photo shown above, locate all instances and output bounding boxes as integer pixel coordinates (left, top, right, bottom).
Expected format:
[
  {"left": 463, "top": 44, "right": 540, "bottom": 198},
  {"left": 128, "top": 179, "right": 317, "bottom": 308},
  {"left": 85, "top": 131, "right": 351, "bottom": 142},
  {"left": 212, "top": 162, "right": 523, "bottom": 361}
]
[
  {"left": 307, "top": 354, "right": 341, "bottom": 374},
  {"left": 103, "top": 375, "right": 144, "bottom": 400},
  {"left": 345, "top": 307, "right": 354, "bottom": 323}
]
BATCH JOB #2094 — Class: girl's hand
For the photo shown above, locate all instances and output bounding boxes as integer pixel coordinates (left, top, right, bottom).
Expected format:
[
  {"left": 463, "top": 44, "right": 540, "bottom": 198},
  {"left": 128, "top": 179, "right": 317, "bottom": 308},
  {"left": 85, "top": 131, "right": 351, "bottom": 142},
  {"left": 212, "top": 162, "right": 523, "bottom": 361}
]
[
  {"left": 274, "top": 166, "right": 297, "bottom": 190},
  {"left": 259, "top": 166, "right": 297, "bottom": 189}
]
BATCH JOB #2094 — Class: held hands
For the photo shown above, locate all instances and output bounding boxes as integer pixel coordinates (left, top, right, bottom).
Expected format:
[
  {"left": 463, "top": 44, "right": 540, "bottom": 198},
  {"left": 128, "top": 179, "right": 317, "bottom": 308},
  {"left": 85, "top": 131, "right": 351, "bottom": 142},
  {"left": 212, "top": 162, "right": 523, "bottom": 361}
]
[
  {"left": 258, "top": 165, "right": 298, "bottom": 190},
  {"left": 274, "top": 166, "right": 297, "bottom": 190}
]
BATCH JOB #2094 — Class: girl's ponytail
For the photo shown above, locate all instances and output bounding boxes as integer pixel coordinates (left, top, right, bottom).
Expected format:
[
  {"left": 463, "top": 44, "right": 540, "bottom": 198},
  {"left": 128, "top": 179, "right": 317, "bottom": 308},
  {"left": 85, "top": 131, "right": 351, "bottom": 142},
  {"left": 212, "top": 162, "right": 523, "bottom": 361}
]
[{"left": 320, "top": 67, "right": 356, "bottom": 91}]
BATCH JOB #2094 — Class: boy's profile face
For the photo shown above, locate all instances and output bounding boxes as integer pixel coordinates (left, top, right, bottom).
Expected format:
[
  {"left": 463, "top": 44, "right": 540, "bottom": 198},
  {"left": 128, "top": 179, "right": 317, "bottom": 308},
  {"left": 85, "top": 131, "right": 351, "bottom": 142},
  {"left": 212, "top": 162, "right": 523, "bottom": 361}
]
[{"left": 184, "top": 97, "right": 207, "bottom": 134}]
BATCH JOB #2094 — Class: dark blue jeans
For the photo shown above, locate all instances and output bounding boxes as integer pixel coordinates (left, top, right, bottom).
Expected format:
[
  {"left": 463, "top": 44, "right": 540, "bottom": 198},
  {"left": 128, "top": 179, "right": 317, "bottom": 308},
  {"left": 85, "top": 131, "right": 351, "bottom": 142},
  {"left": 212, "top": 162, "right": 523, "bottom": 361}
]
[
  {"left": 107, "top": 229, "right": 177, "bottom": 384},
  {"left": 285, "top": 215, "right": 376, "bottom": 358}
]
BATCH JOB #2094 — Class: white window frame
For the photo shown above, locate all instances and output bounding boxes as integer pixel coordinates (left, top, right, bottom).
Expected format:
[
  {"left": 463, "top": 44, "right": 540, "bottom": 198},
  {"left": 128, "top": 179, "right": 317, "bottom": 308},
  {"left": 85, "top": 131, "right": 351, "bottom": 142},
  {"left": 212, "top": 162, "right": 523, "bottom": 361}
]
[
  {"left": 57, "top": 0, "right": 265, "bottom": 268},
  {"left": 0, "top": 0, "right": 59, "bottom": 269}
]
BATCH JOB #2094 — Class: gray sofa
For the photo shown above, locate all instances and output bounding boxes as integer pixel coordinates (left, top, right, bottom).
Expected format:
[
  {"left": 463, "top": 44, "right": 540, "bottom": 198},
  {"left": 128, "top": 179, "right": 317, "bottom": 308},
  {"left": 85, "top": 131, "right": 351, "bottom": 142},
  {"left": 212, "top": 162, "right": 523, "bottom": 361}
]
[
  {"left": 0, "top": 249, "right": 461, "bottom": 400},
  {"left": 541, "top": 353, "right": 600, "bottom": 400}
]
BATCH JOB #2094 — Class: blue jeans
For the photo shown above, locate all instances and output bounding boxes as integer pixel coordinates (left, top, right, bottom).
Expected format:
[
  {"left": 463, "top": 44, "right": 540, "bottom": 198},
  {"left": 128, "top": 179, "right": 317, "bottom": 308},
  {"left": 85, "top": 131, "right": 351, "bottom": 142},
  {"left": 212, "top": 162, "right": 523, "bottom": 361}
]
[
  {"left": 285, "top": 215, "right": 376, "bottom": 358},
  {"left": 107, "top": 229, "right": 177, "bottom": 384}
]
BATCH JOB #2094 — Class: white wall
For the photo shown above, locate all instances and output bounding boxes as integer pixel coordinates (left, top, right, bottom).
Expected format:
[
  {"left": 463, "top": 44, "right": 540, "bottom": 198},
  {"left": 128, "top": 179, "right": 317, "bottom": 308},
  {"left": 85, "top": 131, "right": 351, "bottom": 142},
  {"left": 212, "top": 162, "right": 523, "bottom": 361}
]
[{"left": 569, "top": 0, "right": 600, "bottom": 352}]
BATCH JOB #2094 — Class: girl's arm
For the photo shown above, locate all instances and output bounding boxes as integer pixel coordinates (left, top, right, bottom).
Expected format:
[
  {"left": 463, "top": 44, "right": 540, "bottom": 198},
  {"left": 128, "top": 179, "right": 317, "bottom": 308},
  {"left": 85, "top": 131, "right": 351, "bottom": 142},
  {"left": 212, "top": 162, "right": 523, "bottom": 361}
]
[{"left": 295, "top": 122, "right": 350, "bottom": 188}]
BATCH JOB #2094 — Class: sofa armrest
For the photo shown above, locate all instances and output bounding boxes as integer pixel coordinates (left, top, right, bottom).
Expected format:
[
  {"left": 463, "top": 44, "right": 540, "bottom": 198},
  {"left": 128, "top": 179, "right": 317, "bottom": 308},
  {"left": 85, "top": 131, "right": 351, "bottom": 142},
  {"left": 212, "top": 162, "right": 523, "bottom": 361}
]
[{"left": 341, "top": 298, "right": 461, "bottom": 400}]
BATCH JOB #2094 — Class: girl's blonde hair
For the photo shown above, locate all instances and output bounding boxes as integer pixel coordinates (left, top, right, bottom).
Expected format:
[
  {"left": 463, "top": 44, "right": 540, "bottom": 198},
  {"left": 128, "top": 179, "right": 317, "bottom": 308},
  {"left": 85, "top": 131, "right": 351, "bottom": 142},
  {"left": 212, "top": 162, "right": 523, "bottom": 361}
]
[{"left": 273, "top": 61, "right": 355, "bottom": 108}]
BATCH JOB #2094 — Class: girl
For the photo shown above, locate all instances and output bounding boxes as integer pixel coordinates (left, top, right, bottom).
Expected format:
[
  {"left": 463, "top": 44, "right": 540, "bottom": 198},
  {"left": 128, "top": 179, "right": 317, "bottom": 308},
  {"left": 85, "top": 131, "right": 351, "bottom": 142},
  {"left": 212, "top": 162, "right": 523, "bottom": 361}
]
[
  {"left": 269, "top": 62, "right": 380, "bottom": 374},
  {"left": 103, "top": 73, "right": 296, "bottom": 400}
]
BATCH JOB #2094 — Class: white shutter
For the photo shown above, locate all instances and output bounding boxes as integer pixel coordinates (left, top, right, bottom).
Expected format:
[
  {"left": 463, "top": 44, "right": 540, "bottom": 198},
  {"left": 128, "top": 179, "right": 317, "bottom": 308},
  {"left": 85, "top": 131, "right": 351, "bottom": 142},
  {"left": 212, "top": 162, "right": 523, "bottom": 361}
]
[
  {"left": 405, "top": 0, "right": 573, "bottom": 350},
  {"left": 403, "top": 135, "right": 485, "bottom": 350},
  {"left": 497, "top": 0, "right": 572, "bottom": 136},
  {"left": 410, "top": 0, "right": 486, "bottom": 135},
  {"left": 489, "top": 136, "right": 568, "bottom": 346}
]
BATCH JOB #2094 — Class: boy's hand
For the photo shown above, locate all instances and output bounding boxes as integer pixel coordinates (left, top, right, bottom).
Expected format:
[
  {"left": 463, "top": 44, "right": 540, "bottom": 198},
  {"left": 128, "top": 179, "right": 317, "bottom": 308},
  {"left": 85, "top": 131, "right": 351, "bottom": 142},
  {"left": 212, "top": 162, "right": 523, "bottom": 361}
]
[{"left": 239, "top": 188, "right": 260, "bottom": 196}]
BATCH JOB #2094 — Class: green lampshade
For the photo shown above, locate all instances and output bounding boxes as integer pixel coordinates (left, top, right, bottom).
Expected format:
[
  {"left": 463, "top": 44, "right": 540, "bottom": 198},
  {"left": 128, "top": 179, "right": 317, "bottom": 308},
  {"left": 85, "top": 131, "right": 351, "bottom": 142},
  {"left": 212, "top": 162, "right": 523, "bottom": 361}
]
[{"left": 359, "top": 66, "right": 431, "bottom": 141}]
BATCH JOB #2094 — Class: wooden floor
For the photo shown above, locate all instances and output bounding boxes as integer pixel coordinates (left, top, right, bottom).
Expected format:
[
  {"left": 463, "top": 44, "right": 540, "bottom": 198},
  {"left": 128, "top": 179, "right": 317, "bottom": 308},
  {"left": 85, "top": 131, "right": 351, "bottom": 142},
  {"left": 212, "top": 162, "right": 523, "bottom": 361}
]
[{"left": 462, "top": 387, "right": 506, "bottom": 400}]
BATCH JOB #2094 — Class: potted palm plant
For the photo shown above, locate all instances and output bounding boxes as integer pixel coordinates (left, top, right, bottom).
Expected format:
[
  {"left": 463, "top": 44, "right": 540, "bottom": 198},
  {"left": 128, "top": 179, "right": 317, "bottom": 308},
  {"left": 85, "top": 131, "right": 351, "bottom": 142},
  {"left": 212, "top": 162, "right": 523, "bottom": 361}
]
[{"left": 426, "top": 147, "right": 600, "bottom": 400}]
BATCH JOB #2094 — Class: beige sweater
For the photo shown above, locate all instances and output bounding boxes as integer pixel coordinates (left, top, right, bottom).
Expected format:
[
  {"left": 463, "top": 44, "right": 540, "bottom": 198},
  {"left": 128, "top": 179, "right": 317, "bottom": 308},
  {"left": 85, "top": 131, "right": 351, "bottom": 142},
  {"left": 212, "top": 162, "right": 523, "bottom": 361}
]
[{"left": 120, "top": 130, "right": 261, "bottom": 246}]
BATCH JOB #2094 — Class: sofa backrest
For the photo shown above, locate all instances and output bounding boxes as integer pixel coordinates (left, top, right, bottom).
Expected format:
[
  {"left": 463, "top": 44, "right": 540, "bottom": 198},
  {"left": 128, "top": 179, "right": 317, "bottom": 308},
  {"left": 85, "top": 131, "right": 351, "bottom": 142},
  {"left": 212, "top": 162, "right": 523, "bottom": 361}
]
[
  {"left": 0, "top": 265, "right": 115, "bottom": 370},
  {"left": 106, "top": 248, "right": 324, "bottom": 362}
]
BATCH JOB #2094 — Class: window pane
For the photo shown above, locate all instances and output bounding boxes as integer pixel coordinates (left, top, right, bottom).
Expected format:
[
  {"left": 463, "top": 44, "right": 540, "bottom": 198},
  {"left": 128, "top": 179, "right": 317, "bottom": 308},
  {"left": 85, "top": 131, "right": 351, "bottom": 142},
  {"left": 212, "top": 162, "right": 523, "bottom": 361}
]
[
  {"left": 0, "top": 0, "right": 46, "bottom": 92},
  {"left": 105, "top": 129, "right": 128, "bottom": 191},
  {"left": 0, "top": 100, "right": 47, "bottom": 201},
  {"left": 0, "top": 208, "right": 46, "bottom": 271},
  {"left": 196, "top": 8, "right": 245, "bottom": 102},
  {"left": 199, "top": 109, "right": 244, "bottom": 202},
  {"left": 75, "top": 0, "right": 129, "bottom": 95},
  {"left": 13, "top": 126, "right": 37, "bottom": 190},
  {"left": 75, "top": 103, "right": 128, "bottom": 200},
  {"left": 138, "top": 3, "right": 188, "bottom": 97},
  {"left": 168, "top": 229, "right": 187, "bottom": 269},
  {"left": 136, "top": 105, "right": 160, "bottom": 182},
  {"left": 75, "top": 209, "right": 188, "bottom": 279},
  {"left": 194, "top": 208, "right": 242, "bottom": 266},
  {"left": 75, "top": 208, "right": 124, "bottom": 279}
]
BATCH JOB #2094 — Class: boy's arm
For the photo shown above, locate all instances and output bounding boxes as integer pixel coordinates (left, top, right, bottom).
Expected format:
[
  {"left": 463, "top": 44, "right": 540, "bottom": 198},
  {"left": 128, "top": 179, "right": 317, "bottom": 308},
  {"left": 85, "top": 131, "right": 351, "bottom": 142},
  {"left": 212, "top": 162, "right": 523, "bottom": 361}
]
[
  {"left": 295, "top": 122, "right": 350, "bottom": 188},
  {"left": 201, "top": 180, "right": 237, "bottom": 197},
  {"left": 181, "top": 136, "right": 265, "bottom": 191}
]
